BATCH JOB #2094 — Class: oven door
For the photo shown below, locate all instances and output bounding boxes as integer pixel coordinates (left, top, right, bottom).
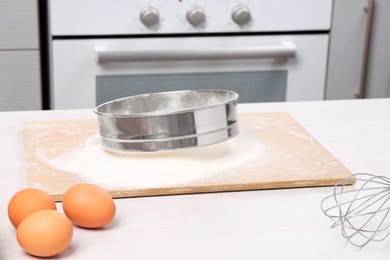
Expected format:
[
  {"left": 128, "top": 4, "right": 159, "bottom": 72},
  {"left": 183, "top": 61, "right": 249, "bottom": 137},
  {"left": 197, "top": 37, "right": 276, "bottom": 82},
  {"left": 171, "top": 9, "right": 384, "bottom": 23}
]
[{"left": 51, "top": 35, "right": 328, "bottom": 109}]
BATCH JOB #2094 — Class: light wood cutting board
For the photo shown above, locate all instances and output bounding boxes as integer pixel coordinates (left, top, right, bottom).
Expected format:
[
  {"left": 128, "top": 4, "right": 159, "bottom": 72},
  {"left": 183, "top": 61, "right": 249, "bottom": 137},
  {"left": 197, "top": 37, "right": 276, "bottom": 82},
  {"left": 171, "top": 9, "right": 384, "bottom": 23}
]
[{"left": 23, "top": 113, "right": 353, "bottom": 201}]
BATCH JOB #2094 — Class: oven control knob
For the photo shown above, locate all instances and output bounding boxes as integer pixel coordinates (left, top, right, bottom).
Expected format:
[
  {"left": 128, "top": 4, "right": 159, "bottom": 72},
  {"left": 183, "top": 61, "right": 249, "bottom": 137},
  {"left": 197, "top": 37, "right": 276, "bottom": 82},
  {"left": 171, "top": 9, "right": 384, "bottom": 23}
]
[
  {"left": 140, "top": 6, "right": 160, "bottom": 27},
  {"left": 232, "top": 5, "right": 251, "bottom": 26},
  {"left": 186, "top": 6, "right": 206, "bottom": 27}
]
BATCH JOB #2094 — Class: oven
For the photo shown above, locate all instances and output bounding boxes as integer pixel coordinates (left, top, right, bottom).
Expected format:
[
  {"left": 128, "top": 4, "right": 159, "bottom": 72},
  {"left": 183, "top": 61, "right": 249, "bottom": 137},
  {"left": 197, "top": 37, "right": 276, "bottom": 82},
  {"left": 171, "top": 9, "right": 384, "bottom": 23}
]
[{"left": 47, "top": 0, "right": 333, "bottom": 109}]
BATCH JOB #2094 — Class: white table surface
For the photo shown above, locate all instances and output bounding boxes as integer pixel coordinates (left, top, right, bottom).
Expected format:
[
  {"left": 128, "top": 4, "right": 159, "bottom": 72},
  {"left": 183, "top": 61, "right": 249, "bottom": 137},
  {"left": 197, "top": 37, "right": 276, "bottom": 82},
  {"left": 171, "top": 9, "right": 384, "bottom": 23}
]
[{"left": 1, "top": 98, "right": 390, "bottom": 259}]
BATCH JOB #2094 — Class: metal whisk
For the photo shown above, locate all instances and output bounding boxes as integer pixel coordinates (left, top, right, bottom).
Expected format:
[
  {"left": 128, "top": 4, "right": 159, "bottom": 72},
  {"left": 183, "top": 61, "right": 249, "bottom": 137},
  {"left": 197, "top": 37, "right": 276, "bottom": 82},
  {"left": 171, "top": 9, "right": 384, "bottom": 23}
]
[{"left": 321, "top": 173, "right": 390, "bottom": 247}]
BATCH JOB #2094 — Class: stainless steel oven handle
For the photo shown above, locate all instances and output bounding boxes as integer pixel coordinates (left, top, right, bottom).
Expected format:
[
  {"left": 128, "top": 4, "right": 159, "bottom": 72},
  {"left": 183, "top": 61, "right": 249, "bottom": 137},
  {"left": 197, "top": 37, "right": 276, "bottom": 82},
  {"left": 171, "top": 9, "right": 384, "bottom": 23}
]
[{"left": 95, "top": 42, "right": 296, "bottom": 63}]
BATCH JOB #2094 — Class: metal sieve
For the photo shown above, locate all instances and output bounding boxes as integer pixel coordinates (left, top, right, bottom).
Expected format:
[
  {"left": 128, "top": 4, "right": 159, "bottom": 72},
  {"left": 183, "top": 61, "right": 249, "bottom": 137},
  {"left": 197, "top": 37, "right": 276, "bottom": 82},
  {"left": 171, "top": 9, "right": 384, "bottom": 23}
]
[{"left": 94, "top": 89, "right": 239, "bottom": 152}]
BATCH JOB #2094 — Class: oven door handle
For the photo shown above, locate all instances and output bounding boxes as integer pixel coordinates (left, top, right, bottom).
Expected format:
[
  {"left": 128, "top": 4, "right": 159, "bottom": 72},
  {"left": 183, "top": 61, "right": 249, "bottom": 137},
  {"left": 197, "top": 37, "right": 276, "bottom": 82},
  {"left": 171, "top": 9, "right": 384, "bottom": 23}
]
[{"left": 95, "top": 42, "right": 296, "bottom": 63}]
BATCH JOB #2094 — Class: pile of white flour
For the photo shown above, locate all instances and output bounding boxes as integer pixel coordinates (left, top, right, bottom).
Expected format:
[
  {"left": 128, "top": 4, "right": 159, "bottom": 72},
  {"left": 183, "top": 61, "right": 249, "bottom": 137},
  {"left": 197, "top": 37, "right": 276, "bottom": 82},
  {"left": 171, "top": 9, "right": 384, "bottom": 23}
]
[{"left": 37, "top": 131, "right": 263, "bottom": 189}]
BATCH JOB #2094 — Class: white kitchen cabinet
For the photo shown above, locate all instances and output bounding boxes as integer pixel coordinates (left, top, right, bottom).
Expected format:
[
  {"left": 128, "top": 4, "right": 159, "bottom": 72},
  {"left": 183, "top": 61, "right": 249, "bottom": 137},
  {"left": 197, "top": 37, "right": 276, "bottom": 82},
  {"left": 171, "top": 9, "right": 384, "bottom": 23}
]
[
  {"left": 326, "top": 0, "right": 390, "bottom": 99},
  {"left": 0, "top": 51, "right": 41, "bottom": 111},
  {"left": 0, "top": 0, "right": 42, "bottom": 111},
  {"left": 365, "top": 0, "right": 390, "bottom": 98},
  {"left": 0, "top": 0, "right": 38, "bottom": 49}
]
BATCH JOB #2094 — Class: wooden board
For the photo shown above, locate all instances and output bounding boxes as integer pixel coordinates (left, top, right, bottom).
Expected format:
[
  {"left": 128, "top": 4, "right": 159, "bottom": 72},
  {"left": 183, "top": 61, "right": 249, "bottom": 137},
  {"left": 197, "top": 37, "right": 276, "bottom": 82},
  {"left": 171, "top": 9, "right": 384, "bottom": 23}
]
[{"left": 23, "top": 113, "right": 354, "bottom": 201}]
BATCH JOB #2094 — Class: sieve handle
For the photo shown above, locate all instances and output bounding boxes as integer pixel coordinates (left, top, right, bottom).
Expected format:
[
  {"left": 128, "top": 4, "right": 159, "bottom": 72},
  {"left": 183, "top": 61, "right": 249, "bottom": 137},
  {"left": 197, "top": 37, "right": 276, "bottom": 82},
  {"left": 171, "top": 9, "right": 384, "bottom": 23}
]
[{"left": 95, "top": 42, "right": 296, "bottom": 63}]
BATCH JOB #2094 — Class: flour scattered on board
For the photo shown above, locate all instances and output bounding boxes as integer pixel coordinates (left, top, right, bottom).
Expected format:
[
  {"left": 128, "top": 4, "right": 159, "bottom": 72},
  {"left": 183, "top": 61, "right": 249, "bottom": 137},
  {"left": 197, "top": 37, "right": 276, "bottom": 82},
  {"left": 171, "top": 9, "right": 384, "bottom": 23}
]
[{"left": 37, "top": 131, "right": 264, "bottom": 189}]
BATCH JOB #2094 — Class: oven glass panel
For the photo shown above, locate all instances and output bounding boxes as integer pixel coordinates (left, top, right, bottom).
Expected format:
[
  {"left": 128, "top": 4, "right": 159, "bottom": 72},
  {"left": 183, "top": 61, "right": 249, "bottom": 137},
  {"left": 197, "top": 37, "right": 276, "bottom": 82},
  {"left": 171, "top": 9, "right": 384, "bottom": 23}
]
[{"left": 96, "top": 71, "right": 287, "bottom": 105}]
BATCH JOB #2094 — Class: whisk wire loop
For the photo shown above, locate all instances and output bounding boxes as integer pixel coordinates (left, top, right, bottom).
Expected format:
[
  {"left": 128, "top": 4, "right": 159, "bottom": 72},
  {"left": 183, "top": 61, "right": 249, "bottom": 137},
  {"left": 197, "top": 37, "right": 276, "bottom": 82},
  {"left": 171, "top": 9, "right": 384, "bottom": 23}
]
[{"left": 321, "top": 173, "right": 390, "bottom": 247}]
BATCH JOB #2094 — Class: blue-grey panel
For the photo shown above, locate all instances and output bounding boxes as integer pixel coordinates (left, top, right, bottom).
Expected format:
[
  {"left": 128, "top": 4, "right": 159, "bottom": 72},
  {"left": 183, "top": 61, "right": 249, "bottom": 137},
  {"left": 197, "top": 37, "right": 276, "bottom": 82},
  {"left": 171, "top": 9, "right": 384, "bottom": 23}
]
[{"left": 96, "top": 70, "right": 287, "bottom": 105}]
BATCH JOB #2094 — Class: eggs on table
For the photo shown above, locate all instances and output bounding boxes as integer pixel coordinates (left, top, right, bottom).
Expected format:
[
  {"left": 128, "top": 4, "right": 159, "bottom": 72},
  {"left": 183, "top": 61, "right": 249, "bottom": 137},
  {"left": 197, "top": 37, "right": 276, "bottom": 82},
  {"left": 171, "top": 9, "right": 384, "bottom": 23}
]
[
  {"left": 7, "top": 184, "right": 116, "bottom": 258},
  {"left": 62, "top": 183, "right": 116, "bottom": 228},
  {"left": 17, "top": 210, "right": 73, "bottom": 258},
  {"left": 8, "top": 188, "right": 57, "bottom": 228}
]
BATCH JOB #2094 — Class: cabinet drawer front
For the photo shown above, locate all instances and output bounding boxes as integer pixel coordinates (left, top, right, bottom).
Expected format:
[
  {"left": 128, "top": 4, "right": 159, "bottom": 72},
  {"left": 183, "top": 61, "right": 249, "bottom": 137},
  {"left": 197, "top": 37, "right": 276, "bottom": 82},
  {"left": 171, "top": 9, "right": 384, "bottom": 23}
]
[
  {"left": 0, "top": 0, "right": 38, "bottom": 49},
  {"left": 0, "top": 51, "right": 41, "bottom": 111}
]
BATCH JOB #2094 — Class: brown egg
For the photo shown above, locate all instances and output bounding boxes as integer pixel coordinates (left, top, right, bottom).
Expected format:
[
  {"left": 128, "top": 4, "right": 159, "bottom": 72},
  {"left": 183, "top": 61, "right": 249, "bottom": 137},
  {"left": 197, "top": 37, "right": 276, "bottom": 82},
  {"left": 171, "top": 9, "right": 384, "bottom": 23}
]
[
  {"left": 8, "top": 188, "right": 57, "bottom": 228},
  {"left": 62, "top": 183, "right": 116, "bottom": 228},
  {"left": 16, "top": 209, "right": 73, "bottom": 257}
]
